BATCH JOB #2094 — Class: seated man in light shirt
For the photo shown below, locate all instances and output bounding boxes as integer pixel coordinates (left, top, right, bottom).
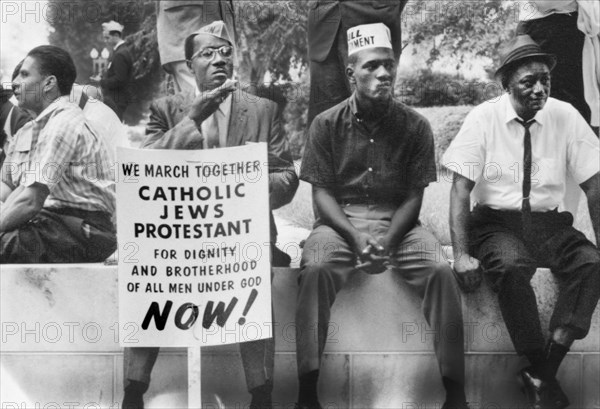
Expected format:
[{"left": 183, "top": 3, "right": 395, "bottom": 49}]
[
  {"left": 0, "top": 45, "right": 117, "bottom": 263},
  {"left": 443, "top": 35, "right": 600, "bottom": 409}
]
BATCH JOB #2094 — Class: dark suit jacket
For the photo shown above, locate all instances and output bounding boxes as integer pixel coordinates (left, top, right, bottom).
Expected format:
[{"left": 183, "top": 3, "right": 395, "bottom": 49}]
[
  {"left": 142, "top": 91, "right": 298, "bottom": 223},
  {"left": 100, "top": 42, "right": 133, "bottom": 107},
  {"left": 308, "top": 0, "right": 409, "bottom": 62}
]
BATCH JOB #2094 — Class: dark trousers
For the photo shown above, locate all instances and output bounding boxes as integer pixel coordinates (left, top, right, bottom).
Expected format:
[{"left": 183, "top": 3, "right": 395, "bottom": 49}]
[
  {"left": 0, "top": 207, "right": 116, "bottom": 263},
  {"left": 517, "top": 13, "right": 591, "bottom": 124},
  {"left": 296, "top": 204, "right": 465, "bottom": 383},
  {"left": 308, "top": 26, "right": 351, "bottom": 127},
  {"left": 469, "top": 206, "right": 600, "bottom": 355}
]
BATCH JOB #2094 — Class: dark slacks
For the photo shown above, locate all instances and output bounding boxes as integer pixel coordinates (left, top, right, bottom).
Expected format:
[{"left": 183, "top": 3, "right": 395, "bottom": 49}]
[
  {"left": 517, "top": 13, "right": 590, "bottom": 123},
  {"left": 469, "top": 206, "right": 600, "bottom": 355},
  {"left": 296, "top": 204, "right": 465, "bottom": 383},
  {"left": 0, "top": 207, "right": 116, "bottom": 263},
  {"left": 308, "top": 26, "right": 351, "bottom": 126}
]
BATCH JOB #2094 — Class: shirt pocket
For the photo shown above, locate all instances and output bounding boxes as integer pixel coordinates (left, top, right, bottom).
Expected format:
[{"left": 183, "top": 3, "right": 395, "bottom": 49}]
[{"left": 532, "top": 157, "right": 562, "bottom": 190}]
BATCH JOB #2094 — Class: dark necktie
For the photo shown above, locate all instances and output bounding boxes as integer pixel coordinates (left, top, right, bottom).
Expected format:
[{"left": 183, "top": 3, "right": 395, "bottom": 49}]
[{"left": 516, "top": 118, "right": 535, "bottom": 235}]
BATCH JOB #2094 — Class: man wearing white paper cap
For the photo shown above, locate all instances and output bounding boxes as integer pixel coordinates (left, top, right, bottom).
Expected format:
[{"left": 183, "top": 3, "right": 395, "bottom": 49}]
[
  {"left": 91, "top": 20, "right": 133, "bottom": 120},
  {"left": 296, "top": 22, "right": 468, "bottom": 409},
  {"left": 307, "top": 0, "right": 408, "bottom": 126},
  {"left": 122, "top": 20, "right": 298, "bottom": 409}
]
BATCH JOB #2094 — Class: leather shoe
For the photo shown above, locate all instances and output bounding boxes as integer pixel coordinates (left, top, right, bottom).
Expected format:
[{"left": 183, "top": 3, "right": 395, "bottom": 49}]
[
  {"left": 122, "top": 393, "right": 144, "bottom": 409},
  {"left": 249, "top": 396, "right": 272, "bottom": 409},
  {"left": 122, "top": 380, "right": 147, "bottom": 409},
  {"left": 520, "top": 367, "right": 569, "bottom": 409},
  {"left": 294, "top": 402, "right": 323, "bottom": 409},
  {"left": 544, "top": 378, "right": 570, "bottom": 409}
]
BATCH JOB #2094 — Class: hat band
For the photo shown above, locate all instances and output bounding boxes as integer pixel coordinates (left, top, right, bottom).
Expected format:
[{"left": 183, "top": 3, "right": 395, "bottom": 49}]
[{"left": 502, "top": 44, "right": 545, "bottom": 66}]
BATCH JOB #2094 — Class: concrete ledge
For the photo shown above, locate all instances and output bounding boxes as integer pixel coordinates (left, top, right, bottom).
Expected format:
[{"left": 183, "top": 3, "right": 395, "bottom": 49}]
[{"left": 1, "top": 264, "right": 599, "bottom": 408}]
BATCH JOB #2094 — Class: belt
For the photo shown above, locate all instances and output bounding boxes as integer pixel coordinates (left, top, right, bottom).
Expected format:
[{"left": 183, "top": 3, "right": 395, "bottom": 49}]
[{"left": 46, "top": 207, "right": 113, "bottom": 230}]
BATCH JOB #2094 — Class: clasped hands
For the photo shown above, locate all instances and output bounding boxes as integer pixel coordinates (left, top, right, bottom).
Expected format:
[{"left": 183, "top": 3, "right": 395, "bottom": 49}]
[{"left": 353, "top": 232, "right": 392, "bottom": 275}]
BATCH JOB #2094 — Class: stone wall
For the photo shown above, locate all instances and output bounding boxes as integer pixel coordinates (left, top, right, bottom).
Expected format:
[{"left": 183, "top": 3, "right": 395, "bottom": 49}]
[{"left": 1, "top": 264, "right": 598, "bottom": 409}]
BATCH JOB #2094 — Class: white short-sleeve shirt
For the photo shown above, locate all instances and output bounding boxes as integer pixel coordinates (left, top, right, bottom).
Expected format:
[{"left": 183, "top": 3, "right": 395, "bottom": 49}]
[{"left": 442, "top": 94, "right": 600, "bottom": 211}]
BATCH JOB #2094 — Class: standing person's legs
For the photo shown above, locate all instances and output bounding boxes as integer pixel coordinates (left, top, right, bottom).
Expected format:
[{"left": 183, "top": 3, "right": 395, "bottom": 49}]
[
  {"left": 307, "top": 27, "right": 351, "bottom": 126},
  {"left": 295, "top": 224, "right": 356, "bottom": 407},
  {"left": 389, "top": 225, "right": 466, "bottom": 406}
]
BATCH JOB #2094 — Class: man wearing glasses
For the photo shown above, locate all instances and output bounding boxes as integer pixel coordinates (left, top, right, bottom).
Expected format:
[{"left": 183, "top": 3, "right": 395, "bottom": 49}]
[{"left": 122, "top": 21, "right": 298, "bottom": 409}]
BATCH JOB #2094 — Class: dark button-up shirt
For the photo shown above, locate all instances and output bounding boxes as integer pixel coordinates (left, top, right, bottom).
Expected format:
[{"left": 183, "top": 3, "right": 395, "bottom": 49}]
[{"left": 300, "top": 94, "right": 437, "bottom": 205}]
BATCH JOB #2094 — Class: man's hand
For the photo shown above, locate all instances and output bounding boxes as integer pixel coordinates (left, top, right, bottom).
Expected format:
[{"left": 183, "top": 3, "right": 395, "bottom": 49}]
[
  {"left": 452, "top": 255, "right": 483, "bottom": 293},
  {"left": 189, "top": 79, "right": 237, "bottom": 125},
  {"left": 353, "top": 232, "right": 388, "bottom": 275}
]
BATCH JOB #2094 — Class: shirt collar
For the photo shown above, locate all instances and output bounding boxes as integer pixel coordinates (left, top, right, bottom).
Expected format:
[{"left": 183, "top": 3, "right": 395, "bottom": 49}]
[
  {"left": 348, "top": 92, "right": 393, "bottom": 123},
  {"left": 114, "top": 40, "right": 126, "bottom": 50},
  {"left": 502, "top": 92, "right": 546, "bottom": 126},
  {"left": 34, "top": 96, "right": 69, "bottom": 122}
]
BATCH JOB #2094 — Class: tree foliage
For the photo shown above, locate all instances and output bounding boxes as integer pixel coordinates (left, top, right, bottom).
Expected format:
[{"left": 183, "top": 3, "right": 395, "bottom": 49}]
[
  {"left": 47, "top": 0, "right": 157, "bottom": 82},
  {"left": 404, "top": 0, "right": 518, "bottom": 73},
  {"left": 235, "top": 1, "right": 309, "bottom": 85}
]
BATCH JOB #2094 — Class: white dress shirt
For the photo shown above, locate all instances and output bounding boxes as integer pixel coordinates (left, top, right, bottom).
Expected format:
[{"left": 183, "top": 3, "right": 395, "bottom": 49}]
[{"left": 442, "top": 93, "right": 600, "bottom": 211}]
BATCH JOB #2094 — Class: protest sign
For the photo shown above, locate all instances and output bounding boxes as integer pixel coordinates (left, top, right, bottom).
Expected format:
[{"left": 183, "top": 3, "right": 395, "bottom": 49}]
[{"left": 116, "top": 144, "right": 272, "bottom": 347}]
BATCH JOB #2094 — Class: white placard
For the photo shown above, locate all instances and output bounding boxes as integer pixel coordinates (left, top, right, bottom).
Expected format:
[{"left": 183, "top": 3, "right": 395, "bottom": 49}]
[{"left": 116, "top": 144, "right": 272, "bottom": 347}]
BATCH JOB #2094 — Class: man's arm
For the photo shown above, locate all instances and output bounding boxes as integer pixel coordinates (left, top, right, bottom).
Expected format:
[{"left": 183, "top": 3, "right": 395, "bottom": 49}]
[
  {"left": 313, "top": 185, "right": 384, "bottom": 273},
  {"left": 142, "top": 99, "right": 204, "bottom": 149},
  {"left": 265, "top": 103, "right": 298, "bottom": 210},
  {"left": 0, "top": 183, "right": 49, "bottom": 232},
  {"left": 580, "top": 172, "right": 600, "bottom": 246},
  {"left": 0, "top": 181, "right": 14, "bottom": 202},
  {"left": 449, "top": 172, "right": 482, "bottom": 291},
  {"left": 143, "top": 82, "right": 236, "bottom": 149}
]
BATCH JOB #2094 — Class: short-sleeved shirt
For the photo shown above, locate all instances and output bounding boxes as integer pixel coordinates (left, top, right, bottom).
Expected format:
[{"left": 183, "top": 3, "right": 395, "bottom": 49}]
[
  {"left": 300, "top": 94, "right": 437, "bottom": 205},
  {"left": 442, "top": 94, "right": 600, "bottom": 211},
  {"left": 1, "top": 98, "right": 116, "bottom": 214}
]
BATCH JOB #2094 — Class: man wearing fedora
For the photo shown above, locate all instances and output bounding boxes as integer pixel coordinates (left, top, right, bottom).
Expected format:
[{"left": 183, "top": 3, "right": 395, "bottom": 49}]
[
  {"left": 297, "top": 22, "right": 468, "bottom": 409},
  {"left": 122, "top": 21, "right": 298, "bottom": 409},
  {"left": 443, "top": 35, "right": 600, "bottom": 408}
]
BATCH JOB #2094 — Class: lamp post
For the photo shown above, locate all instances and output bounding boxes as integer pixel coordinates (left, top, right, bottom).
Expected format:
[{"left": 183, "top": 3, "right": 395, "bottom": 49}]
[{"left": 90, "top": 47, "right": 110, "bottom": 78}]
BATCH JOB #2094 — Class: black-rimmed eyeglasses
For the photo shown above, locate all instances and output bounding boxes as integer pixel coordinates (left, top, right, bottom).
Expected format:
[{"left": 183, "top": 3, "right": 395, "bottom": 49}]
[{"left": 189, "top": 46, "right": 234, "bottom": 62}]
